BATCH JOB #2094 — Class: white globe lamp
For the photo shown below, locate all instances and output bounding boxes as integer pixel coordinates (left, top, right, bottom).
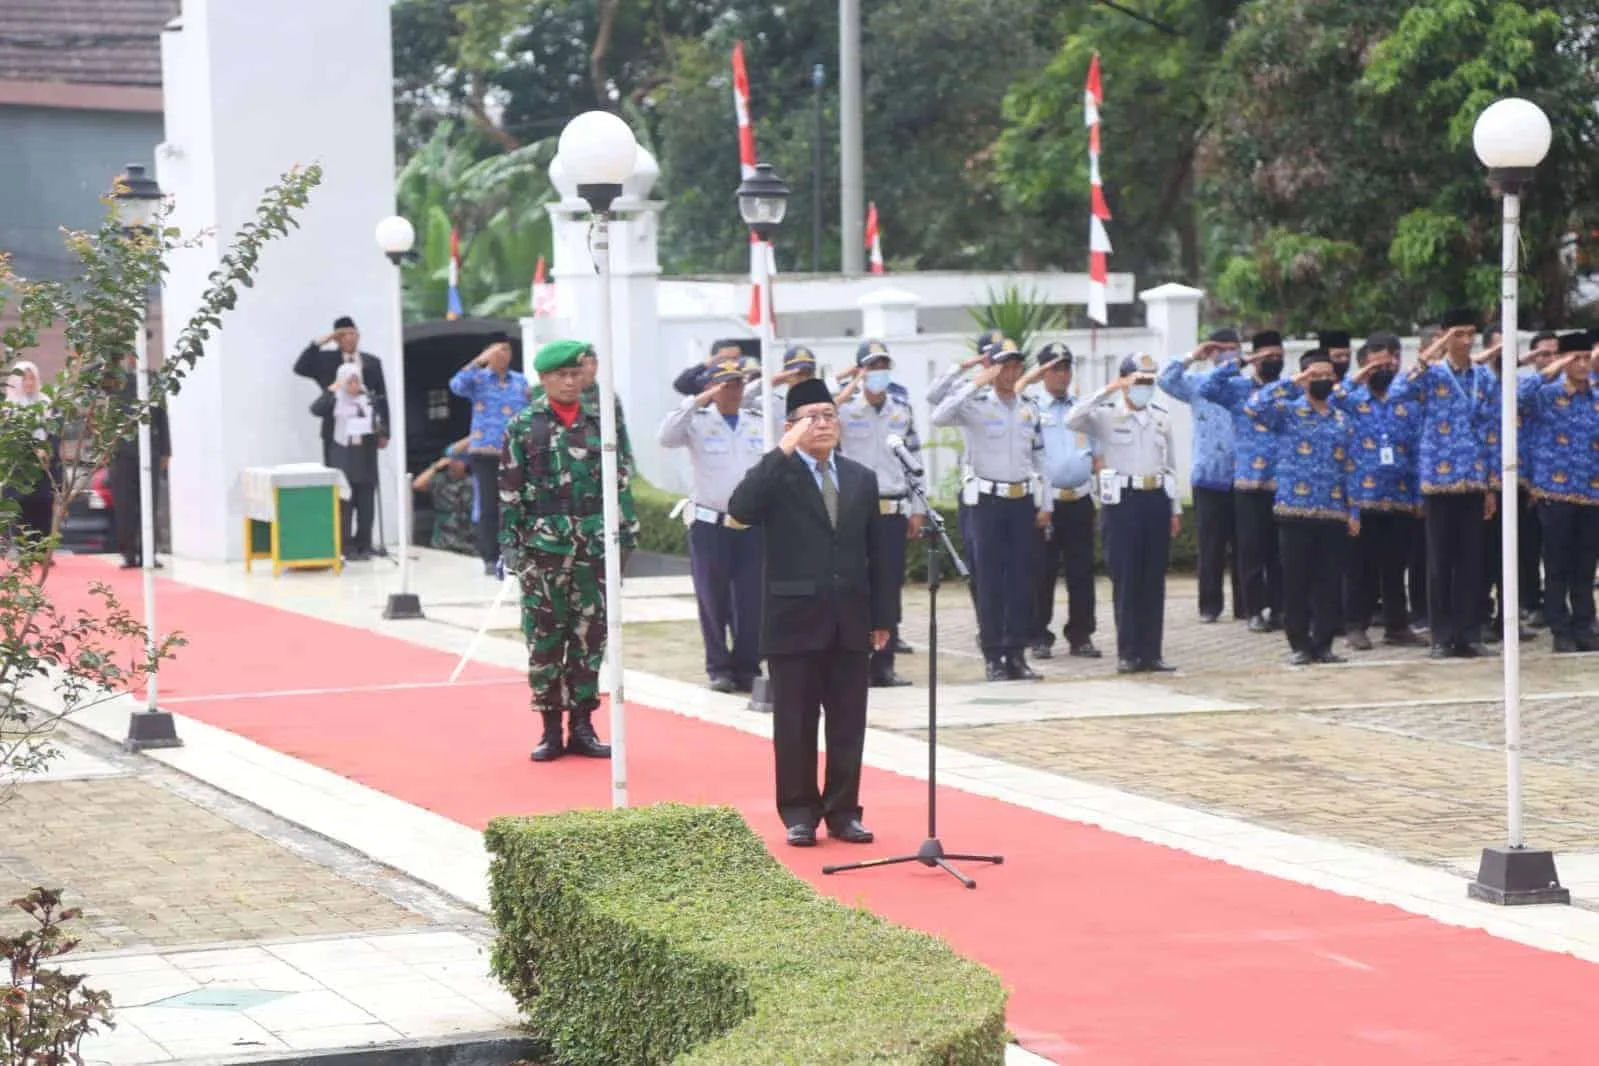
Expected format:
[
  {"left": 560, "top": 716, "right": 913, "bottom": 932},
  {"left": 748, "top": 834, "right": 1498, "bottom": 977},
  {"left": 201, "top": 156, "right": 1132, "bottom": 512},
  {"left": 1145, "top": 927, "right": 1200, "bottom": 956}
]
[
  {"left": 374, "top": 215, "right": 416, "bottom": 262},
  {"left": 1472, "top": 98, "right": 1551, "bottom": 183},
  {"left": 557, "top": 111, "right": 639, "bottom": 213}
]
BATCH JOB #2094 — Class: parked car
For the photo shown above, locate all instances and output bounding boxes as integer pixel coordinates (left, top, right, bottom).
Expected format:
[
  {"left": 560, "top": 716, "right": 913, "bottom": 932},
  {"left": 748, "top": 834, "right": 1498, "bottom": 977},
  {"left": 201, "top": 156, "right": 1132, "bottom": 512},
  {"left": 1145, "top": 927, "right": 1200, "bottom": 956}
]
[{"left": 56, "top": 464, "right": 115, "bottom": 554}]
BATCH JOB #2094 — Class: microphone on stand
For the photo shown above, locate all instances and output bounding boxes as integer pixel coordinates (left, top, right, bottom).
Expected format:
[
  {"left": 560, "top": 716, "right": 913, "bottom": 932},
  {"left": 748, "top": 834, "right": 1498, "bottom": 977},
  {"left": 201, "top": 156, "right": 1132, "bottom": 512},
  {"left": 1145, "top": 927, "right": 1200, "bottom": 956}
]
[{"left": 884, "top": 433, "right": 923, "bottom": 478}]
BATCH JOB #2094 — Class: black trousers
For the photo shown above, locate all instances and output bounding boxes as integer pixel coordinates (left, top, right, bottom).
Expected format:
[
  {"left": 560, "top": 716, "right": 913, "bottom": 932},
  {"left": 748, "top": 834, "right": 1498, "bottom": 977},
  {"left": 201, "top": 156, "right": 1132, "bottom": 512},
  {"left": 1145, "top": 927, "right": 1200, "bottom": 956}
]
[
  {"left": 16, "top": 488, "right": 53, "bottom": 540},
  {"left": 342, "top": 482, "right": 376, "bottom": 555},
  {"left": 1350, "top": 511, "right": 1414, "bottom": 636},
  {"left": 870, "top": 512, "right": 909, "bottom": 681},
  {"left": 1194, "top": 486, "right": 1243, "bottom": 619},
  {"left": 112, "top": 463, "right": 161, "bottom": 565},
  {"left": 1539, "top": 501, "right": 1599, "bottom": 639},
  {"left": 1519, "top": 487, "right": 1544, "bottom": 612},
  {"left": 768, "top": 648, "right": 869, "bottom": 831},
  {"left": 1103, "top": 489, "right": 1171, "bottom": 664},
  {"left": 1032, "top": 496, "right": 1097, "bottom": 648},
  {"left": 1279, "top": 517, "right": 1347, "bottom": 656},
  {"left": 1235, "top": 489, "right": 1281, "bottom": 619},
  {"left": 470, "top": 454, "right": 502, "bottom": 564},
  {"left": 971, "top": 495, "right": 1035, "bottom": 658},
  {"left": 1408, "top": 512, "right": 1429, "bottom": 621},
  {"left": 1424, "top": 493, "right": 1486, "bottom": 647}
]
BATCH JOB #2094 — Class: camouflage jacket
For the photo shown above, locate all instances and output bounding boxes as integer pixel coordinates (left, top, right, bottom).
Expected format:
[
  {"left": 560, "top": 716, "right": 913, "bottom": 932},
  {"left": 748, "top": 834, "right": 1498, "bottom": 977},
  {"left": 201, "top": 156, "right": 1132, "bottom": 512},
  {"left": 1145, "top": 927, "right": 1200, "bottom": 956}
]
[{"left": 499, "top": 391, "right": 639, "bottom": 558}]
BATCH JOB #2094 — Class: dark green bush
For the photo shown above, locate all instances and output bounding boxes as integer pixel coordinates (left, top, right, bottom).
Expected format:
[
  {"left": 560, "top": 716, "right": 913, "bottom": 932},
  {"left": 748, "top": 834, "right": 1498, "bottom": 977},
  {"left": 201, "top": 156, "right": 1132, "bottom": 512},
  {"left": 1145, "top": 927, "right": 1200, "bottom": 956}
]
[
  {"left": 633, "top": 476, "right": 1199, "bottom": 580},
  {"left": 486, "top": 804, "right": 1008, "bottom": 1066}
]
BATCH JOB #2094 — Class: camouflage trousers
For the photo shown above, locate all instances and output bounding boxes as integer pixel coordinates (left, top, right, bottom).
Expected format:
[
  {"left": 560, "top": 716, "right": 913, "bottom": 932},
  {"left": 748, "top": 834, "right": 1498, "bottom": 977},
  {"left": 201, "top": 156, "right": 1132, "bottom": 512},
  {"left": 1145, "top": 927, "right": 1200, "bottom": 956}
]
[{"left": 519, "top": 548, "right": 606, "bottom": 716}]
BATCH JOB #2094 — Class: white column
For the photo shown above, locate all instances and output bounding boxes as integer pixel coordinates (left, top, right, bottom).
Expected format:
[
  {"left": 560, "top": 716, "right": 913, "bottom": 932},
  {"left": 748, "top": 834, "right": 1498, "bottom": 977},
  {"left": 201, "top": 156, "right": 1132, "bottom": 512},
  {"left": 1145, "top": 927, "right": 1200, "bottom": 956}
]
[
  {"left": 858, "top": 287, "right": 921, "bottom": 339},
  {"left": 1139, "top": 282, "right": 1204, "bottom": 357}
]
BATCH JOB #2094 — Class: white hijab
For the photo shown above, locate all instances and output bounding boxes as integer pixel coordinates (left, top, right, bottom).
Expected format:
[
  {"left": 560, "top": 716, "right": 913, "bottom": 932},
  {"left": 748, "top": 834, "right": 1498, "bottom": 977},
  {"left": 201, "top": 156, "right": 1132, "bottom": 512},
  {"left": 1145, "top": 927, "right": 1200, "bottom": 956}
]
[
  {"left": 331, "top": 362, "right": 372, "bottom": 445},
  {"left": 6, "top": 361, "right": 48, "bottom": 441}
]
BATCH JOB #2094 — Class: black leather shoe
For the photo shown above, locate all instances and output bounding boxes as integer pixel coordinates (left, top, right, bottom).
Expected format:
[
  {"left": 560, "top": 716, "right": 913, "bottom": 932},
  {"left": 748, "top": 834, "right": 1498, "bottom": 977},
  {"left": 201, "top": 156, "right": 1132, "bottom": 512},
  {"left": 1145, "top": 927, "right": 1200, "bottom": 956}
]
[
  {"left": 1289, "top": 650, "right": 1313, "bottom": 666},
  {"left": 1428, "top": 644, "right": 1452, "bottom": 660},
  {"left": 891, "top": 636, "right": 914, "bottom": 654},
  {"left": 1248, "top": 613, "right": 1270, "bottom": 634},
  {"left": 1199, "top": 612, "right": 1219, "bottom": 624},
  {"left": 984, "top": 659, "right": 1009, "bottom": 682},
  {"left": 1553, "top": 635, "right": 1578, "bottom": 654},
  {"left": 530, "top": 711, "right": 564, "bottom": 762},
  {"left": 786, "top": 824, "right": 817, "bottom": 847},
  {"left": 1575, "top": 632, "right": 1599, "bottom": 653},
  {"left": 1142, "top": 659, "right": 1177, "bottom": 673},
  {"left": 1005, "top": 655, "right": 1041, "bottom": 681},
  {"left": 828, "top": 819, "right": 874, "bottom": 844},
  {"left": 566, "top": 711, "right": 612, "bottom": 758},
  {"left": 1345, "top": 629, "right": 1373, "bottom": 651},
  {"left": 733, "top": 676, "right": 757, "bottom": 694},
  {"left": 870, "top": 673, "right": 913, "bottom": 688},
  {"left": 1383, "top": 629, "right": 1421, "bottom": 646},
  {"left": 1314, "top": 651, "right": 1347, "bottom": 665},
  {"left": 1070, "top": 642, "right": 1103, "bottom": 659},
  {"left": 1029, "top": 642, "right": 1054, "bottom": 660},
  {"left": 1457, "top": 642, "right": 1494, "bottom": 659},
  {"left": 1116, "top": 659, "right": 1139, "bottom": 674},
  {"left": 708, "top": 676, "right": 736, "bottom": 694}
]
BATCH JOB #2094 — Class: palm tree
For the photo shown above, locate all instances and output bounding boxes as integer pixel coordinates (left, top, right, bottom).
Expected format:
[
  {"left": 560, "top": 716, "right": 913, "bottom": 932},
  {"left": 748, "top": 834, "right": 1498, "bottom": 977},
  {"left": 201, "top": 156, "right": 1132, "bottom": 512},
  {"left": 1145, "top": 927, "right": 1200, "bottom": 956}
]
[{"left": 395, "top": 122, "right": 557, "bottom": 321}]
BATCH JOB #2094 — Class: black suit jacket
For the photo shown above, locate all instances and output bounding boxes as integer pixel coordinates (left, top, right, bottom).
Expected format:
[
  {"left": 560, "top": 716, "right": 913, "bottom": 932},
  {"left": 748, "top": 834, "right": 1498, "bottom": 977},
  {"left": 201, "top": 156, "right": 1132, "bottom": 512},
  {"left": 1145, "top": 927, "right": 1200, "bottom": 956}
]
[
  {"left": 727, "top": 448, "right": 896, "bottom": 656},
  {"left": 294, "top": 345, "right": 391, "bottom": 445}
]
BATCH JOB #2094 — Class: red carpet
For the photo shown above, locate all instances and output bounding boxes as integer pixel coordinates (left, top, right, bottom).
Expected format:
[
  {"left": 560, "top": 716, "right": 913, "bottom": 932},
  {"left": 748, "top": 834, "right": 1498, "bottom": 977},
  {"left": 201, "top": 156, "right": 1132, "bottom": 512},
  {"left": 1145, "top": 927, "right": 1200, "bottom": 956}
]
[{"left": 40, "top": 556, "right": 1599, "bottom": 1063}]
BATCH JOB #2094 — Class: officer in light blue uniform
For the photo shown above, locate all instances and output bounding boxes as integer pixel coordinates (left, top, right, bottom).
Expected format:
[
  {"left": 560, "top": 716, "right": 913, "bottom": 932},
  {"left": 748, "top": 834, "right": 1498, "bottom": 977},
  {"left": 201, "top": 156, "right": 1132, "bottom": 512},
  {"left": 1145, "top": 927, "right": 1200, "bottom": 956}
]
[
  {"left": 835, "top": 339, "right": 922, "bottom": 686},
  {"left": 1066, "top": 353, "right": 1181, "bottom": 673},
  {"left": 927, "top": 329, "right": 1005, "bottom": 621},
  {"left": 744, "top": 344, "right": 822, "bottom": 415},
  {"left": 1027, "top": 343, "right": 1100, "bottom": 660},
  {"left": 1198, "top": 331, "right": 1287, "bottom": 632},
  {"left": 931, "top": 336, "right": 1048, "bottom": 681},
  {"left": 1245, "top": 350, "right": 1358, "bottom": 666},
  {"left": 1158, "top": 328, "right": 1243, "bottom": 623},
  {"left": 658, "top": 358, "right": 768, "bottom": 693}
]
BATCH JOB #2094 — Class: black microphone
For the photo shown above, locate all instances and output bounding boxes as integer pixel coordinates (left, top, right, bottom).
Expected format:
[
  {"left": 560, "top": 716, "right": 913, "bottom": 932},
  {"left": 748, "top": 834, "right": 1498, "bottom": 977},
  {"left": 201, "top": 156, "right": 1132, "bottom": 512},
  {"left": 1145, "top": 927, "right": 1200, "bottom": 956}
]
[{"left": 884, "top": 433, "right": 923, "bottom": 478}]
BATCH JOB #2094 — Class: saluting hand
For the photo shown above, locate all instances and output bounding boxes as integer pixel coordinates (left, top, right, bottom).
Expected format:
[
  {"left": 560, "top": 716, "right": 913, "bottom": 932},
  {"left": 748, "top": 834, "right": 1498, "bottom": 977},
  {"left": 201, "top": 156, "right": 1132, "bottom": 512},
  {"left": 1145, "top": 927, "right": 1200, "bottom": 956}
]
[
  {"left": 778, "top": 415, "right": 812, "bottom": 456},
  {"left": 972, "top": 363, "right": 1003, "bottom": 389},
  {"left": 1472, "top": 342, "right": 1504, "bottom": 365}
]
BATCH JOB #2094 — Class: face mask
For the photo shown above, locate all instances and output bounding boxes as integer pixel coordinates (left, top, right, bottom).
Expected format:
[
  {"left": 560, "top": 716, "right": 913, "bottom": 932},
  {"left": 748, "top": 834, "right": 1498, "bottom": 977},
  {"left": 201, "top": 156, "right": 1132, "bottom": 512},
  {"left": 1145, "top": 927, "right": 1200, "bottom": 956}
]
[
  {"left": 1331, "top": 360, "right": 1349, "bottom": 381},
  {"left": 1308, "top": 380, "right": 1335, "bottom": 401},
  {"left": 1257, "top": 358, "right": 1284, "bottom": 382},
  {"left": 1127, "top": 384, "right": 1154, "bottom": 408},
  {"left": 864, "top": 369, "right": 893, "bottom": 393},
  {"left": 1368, "top": 368, "right": 1396, "bottom": 391}
]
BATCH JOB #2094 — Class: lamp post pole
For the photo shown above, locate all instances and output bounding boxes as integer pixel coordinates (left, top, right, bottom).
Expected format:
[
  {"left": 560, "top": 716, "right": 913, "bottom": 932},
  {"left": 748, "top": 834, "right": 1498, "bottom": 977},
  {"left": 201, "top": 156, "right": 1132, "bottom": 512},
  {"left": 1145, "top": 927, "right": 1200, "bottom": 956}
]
[
  {"left": 812, "top": 63, "right": 825, "bottom": 274},
  {"left": 111, "top": 163, "right": 181, "bottom": 754},
  {"left": 558, "top": 109, "right": 640, "bottom": 809},
  {"left": 1467, "top": 97, "right": 1568, "bottom": 907},
  {"left": 736, "top": 162, "right": 791, "bottom": 449},
  {"left": 838, "top": 0, "right": 864, "bottom": 274},
  {"left": 375, "top": 217, "right": 423, "bottom": 620}
]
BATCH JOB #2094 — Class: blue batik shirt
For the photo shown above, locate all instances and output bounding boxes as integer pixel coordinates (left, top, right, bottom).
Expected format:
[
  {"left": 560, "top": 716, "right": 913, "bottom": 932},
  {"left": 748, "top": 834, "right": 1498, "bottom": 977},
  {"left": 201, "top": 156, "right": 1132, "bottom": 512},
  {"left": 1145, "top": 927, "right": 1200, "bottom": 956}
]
[
  {"left": 450, "top": 366, "right": 532, "bottom": 453},
  {"left": 1332, "top": 379, "right": 1421, "bottom": 514},
  {"left": 1515, "top": 371, "right": 1544, "bottom": 488},
  {"left": 1407, "top": 361, "right": 1495, "bottom": 495},
  {"left": 1525, "top": 380, "right": 1599, "bottom": 504},
  {"left": 1157, "top": 357, "right": 1235, "bottom": 492},
  {"left": 1244, "top": 380, "right": 1357, "bottom": 523},
  {"left": 1196, "top": 363, "right": 1279, "bottom": 491}
]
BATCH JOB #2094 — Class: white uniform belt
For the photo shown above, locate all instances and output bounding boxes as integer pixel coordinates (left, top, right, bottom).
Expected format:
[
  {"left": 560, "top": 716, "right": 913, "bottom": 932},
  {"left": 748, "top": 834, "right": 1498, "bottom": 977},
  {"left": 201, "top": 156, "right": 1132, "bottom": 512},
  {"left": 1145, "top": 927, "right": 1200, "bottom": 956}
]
[
  {"left": 692, "top": 504, "right": 749, "bottom": 530},
  {"left": 973, "top": 478, "right": 1032, "bottom": 500},
  {"left": 1118, "top": 475, "right": 1164, "bottom": 491},
  {"left": 878, "top": 497, "right": 911, "bottom": 516},
  {"left": 1053, "top": 482, "right": 1094, "bottom": 503}
]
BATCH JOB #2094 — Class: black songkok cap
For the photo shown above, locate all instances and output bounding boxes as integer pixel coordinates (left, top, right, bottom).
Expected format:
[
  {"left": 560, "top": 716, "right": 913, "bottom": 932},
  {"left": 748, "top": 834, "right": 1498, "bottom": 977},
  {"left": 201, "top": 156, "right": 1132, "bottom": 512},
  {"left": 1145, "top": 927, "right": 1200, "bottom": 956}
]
[
  {"left": 333, "top": 316, "right": 356, "bottom": 330},
  {"left": 1557, "top": 331, "right": 1591, "bottom": 354},
  {"left": 1318, "top": 330, "right": 1352, "bottom": 350},
  {"left": 1299, "top": 348, "right": 1331, "bottom": 371},
  {"left": 785, "top": 378, "right": 835, "bottom": 415},
  {"left": 1440, "top": 308, "right": 1478, "bottom": 330},
  {"left": 1251, "top": 331, "right": 1283, "bottom": 351}
]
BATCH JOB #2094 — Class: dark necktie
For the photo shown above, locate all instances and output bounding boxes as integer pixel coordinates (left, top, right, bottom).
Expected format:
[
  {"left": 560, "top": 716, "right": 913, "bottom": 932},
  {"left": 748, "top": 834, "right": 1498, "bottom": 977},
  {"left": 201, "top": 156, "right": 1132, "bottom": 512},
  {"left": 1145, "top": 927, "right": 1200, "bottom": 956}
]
[{"left": 819, "top": 460, "right": 838, "bottom": 528}]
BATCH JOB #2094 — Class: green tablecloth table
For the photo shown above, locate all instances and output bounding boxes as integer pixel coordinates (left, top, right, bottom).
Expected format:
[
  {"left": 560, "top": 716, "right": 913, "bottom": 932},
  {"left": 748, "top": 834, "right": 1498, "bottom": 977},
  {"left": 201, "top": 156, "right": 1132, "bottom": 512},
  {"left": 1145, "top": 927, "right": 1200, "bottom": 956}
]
[{"left": 238, "top": 464, "right": 350, "bottom": 575}]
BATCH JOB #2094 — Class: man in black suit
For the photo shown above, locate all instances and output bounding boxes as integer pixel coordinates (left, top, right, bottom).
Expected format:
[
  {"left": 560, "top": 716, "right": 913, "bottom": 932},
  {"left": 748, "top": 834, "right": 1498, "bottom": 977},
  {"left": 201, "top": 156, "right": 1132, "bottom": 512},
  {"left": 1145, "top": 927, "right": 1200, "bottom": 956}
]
[
  {"left": 293, "top": 316, "right": 391, "bottom": 465},
  {"left": 728, "top": 379, "right": 896, "bottom": 848}
]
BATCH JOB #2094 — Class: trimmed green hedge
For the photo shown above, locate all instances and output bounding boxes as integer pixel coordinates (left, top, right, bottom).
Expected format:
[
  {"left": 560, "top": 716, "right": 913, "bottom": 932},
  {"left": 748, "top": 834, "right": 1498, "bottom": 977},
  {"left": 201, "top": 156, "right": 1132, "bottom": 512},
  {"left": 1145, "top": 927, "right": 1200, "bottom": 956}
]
[
  {"left": 486, "top": 804, "right": 1009, "bottom": 1066},
  {"left": 633, "top": 476, "right": 1200, "bottom": 580}
]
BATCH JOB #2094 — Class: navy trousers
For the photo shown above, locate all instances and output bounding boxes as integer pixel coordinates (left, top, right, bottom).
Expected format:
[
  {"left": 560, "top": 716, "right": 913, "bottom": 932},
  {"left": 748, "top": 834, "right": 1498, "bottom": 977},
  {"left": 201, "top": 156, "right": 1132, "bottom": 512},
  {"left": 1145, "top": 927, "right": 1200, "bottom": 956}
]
[
  {"left": 971, "top": 495, "right": 1035, "bottom": 658},
  {"left": 1539, "top": 500, "right": 1599, "bottom": 640},
  {"left": 1103, "top": 488, "right": 1172, "bottom": 664},
  {"left": 957, "top": 501, "right": 980, "bottom": 614},
  {"left": 870, "top": 512, "right": 909, "bottom": 681},
  {"left": 688, "top": 520, "right": 763, "bottom": 682}
]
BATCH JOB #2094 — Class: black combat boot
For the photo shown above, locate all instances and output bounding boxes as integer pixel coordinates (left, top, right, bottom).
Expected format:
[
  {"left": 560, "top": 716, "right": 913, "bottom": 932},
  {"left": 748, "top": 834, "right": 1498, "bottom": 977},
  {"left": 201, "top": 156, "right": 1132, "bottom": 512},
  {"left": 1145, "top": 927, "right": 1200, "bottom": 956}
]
[
  {"left": 530, "top": 711, "right": 565, "bottom": 762},
  {"left": 567, "top": 709, "right": 612, "bottom": 759}
]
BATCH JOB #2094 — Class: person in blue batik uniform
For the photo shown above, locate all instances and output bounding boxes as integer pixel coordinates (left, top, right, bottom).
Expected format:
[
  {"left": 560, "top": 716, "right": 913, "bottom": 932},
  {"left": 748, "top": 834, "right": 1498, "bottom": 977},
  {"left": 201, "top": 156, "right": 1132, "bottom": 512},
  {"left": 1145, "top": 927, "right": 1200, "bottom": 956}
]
[
  {"left": 1336, "top": 339, "right": 1422, "bottom": 648},
  {"left": 1524, "top": 332, "right": 1599, "bottom": 653},
  {"left": 1473, "top": 329, "right": 1538, "bottom": 646},
  {"left": 449, "top": 333, "right": 531, "bottom": 574},
  {"left": 1158, "top": 328, "right": 1244, "bottom": 623},
  {"left": 1198, "top": 331, "right": 1287, "bottom": 632},
  {"left": 1517, "top": 330, "right": 1562, "bottom": 629},
  {"left": 1245, "top": 350, "right": 1359, "bottom": 666},
  {"left": 1405, "top": 310, "right": 1498, "bottom": 659}
]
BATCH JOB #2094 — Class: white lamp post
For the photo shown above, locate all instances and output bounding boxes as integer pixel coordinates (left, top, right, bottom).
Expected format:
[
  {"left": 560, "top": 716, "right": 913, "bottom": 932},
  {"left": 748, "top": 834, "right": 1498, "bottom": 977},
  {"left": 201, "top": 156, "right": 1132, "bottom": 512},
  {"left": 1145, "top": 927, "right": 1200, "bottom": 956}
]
[
  {"left": 110, "top": 164, "right": 181, "bottom": 752},
  {"left": 1466, "top": 97, "right": 1568, "bottom": 906},
  {"left": 556, "top": 109, "right": 639, "bottom": 809},
  {"left": 374, "top": 215, "right": 424, "bottom": 621},
  {"left": 736, "top": 162, "right": 791, "bottom": 447}
]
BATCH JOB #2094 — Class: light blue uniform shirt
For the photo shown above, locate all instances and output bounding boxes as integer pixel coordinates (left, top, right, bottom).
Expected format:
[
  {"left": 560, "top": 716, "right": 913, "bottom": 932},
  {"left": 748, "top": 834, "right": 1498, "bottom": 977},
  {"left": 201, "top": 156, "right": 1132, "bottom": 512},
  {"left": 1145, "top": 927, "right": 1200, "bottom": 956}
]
[
  {"left": 1031, "top": 389, "right": 1098, "bottom": 492},
  {"left": 1157, "top": 356, "right": 1236, "bottom": 492}
]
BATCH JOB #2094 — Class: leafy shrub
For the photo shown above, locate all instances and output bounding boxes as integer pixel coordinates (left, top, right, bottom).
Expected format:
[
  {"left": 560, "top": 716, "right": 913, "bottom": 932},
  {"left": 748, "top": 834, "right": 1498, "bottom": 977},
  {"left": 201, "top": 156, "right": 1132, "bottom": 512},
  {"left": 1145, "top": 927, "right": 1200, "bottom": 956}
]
[
  {"left": 1, "top": 889, "right": 113, "bottom": 1065},
  {"left": 486, "top": 804, "right": 1008, "bottom": 1065}
]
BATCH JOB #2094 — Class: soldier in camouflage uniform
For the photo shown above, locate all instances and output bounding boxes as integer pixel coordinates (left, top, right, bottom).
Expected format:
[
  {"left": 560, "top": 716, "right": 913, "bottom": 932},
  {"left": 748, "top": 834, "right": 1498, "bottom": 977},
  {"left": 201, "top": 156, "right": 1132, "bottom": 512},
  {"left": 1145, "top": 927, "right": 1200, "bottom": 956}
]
[{"left": 499, "top": 339, "right": 638, "bottom": 762}]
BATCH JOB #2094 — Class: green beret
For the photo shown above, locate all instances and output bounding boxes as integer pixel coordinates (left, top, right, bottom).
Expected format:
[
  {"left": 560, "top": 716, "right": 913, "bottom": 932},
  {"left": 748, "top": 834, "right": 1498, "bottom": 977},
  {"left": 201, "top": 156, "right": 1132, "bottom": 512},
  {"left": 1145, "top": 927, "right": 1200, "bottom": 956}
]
[{"left": 534, "top": 339, "right": 590, "bottom": 374}]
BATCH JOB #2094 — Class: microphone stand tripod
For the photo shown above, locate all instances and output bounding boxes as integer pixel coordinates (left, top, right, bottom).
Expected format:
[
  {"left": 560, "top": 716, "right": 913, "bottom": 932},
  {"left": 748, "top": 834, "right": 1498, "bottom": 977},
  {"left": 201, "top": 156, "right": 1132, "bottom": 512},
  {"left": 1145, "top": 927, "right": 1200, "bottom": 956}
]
[
  {"left": 367, "top": 391, "right": 398, "bottom": 567},
  {"left": 822, "top": 469, "right": 1003, "bottom": 889}
]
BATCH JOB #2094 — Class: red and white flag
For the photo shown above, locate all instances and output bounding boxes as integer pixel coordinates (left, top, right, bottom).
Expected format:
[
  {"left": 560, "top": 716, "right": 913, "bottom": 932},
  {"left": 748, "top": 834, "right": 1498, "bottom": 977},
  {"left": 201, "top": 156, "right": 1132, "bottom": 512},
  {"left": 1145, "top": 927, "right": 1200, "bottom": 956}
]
[
  {"left": 531, "top": 255, "right": 555, "bottom": 318},
  {"left": 732, "top": 41, "right": 776, "bottom": 330},
  {"left": 866, "top": 202, "right": 885, "bottom": 274},
  {"left": 1085, "top": 52, "right": 1111, "bottom": 325}
]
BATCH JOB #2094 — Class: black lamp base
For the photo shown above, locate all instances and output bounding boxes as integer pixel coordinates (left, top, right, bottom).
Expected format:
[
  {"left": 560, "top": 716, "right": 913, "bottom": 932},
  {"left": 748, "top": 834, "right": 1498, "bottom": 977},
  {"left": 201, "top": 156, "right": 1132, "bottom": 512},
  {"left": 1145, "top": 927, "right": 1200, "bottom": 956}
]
[
  {"left": 123, "top": 709, "right": 182, "bottom": 753},
  {"left": 383, "top": 593, "right": 424, "bottom": 621},
  {"left": 1467, "top": 846, "right": 1571, "bottom": 906},
  {"left": 747, "top": 677, "right": 773, "bottom": 714}
]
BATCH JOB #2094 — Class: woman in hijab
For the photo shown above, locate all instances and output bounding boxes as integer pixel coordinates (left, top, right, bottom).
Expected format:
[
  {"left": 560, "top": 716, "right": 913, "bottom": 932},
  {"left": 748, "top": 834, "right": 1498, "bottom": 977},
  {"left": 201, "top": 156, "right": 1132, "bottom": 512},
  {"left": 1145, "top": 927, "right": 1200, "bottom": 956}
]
[
  {"left": 3, "top": 360, "right": 59, "bottom": 542},
  {"left": 310, "top": 361, "right": 380, "bottom": 560}
]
